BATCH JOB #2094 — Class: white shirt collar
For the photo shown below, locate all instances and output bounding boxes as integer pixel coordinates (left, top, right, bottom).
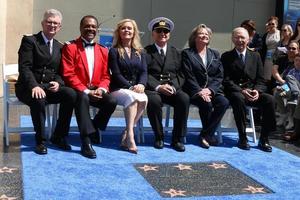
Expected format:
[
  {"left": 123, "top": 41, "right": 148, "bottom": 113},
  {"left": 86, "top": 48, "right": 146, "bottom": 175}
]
[
  {"left": 41, "top": 32, "right": 53, "bottom": 46},
  {"left": 155, "top": 43, "right": 167, "bottom": 54},
  {"left": 235, "top": 48, "right": 246, "bottom": 57},
  {"left": 81, "top": 37, "right": 95, "bottom": 45}
]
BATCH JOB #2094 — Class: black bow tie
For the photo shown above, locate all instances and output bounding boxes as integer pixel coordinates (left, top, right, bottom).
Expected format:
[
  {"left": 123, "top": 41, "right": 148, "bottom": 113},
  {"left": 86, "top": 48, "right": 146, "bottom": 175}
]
[{"left": 84, "top": 42, "right": 95, "bottom": 47}]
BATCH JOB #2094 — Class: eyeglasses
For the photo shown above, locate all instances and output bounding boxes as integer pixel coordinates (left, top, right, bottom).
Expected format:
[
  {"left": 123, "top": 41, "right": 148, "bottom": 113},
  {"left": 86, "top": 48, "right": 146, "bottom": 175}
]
[
  {"left": 281, "top": 29, "right": 288, "bottom": 32},
  {"left": 268, "top": 23, "right": 275, "bottom": 26},
  {"left": 155, "top": 29, "right": 170, "bottom": 34},
  {"left": 288, "top": 47, "right": 297, "bottom": 50},
  {"left": 45, "top": 20, "right": 60, "bottom": 27}
]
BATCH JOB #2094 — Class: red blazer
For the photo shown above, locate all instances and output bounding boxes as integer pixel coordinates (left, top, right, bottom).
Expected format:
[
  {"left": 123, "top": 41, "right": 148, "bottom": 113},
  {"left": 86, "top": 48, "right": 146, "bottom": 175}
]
[{"left": 61, "top": 37, "right": 110, "bottom": 92}]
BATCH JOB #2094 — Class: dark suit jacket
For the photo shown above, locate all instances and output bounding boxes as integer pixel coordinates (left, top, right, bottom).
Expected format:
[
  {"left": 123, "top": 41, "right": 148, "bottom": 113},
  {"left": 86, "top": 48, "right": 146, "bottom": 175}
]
[
  {"left": 61, "top": 37, "right": 110, "bottom": 92},
  {"left": 221, "top": 49, "right": 267, "bottom": 95},
  {"left": 108, "top": 47, "right": 147, "bottom": 91},
  {"left": 145, "top": 44, "right": 185, "bottom": 91},
  {"left": 182, "top": 47, "right": 224, "bottom": 97},
  {"left": 16, "top": 31, "right": 64, "bottom": 92}
]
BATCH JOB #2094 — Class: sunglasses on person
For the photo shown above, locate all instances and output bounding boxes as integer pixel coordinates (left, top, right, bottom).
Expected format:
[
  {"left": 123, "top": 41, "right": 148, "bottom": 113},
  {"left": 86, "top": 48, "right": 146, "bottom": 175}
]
[
  {"left": 281, "top": 29, "right": 288, "bottom": 32},
  {"left": 288, "top": 47, "right": 297, "bottom": 50},
  {"left": 297, "top": 23, "right": 300, "bottom": 27},
  {"left": 268, "top": 23, "right": 275, "bottom": 26},
  {"left": 155, "top": 28, "right": 170, "bottom": 34}
]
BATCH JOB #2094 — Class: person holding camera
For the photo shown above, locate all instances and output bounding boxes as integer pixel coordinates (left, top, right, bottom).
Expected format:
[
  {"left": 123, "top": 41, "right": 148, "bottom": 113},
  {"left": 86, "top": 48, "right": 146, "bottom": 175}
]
[{"left": 15, "top": 9, "right": 77, "bottom": 155}]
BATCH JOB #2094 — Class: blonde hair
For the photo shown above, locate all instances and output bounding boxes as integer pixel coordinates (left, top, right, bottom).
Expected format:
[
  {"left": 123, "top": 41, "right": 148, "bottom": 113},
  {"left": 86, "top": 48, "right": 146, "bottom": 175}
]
[
  {"left": 280, "top": 24, "right": 293, "bottom": 39},
  {"left": 112, "top": 19, "right": 143, "bottom": 58},
  {"left": 188, "top": 24, "right": 212, "bottom": 48}
]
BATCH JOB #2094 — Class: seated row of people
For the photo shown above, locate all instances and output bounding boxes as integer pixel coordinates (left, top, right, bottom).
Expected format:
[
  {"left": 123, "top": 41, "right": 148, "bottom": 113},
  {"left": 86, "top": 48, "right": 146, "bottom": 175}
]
[{"left": 15, "top": 9, "right": 276, "bottom": 159}]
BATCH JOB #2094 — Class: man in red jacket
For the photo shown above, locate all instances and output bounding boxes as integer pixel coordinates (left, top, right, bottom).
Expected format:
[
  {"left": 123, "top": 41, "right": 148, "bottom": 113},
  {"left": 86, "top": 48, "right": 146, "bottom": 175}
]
[{"left": 61, "top": 15, "right": 117, "bottom": 158}]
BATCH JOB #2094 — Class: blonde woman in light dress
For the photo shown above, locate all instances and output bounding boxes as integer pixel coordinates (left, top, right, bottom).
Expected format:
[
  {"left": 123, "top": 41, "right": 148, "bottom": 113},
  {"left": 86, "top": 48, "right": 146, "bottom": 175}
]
[{"left": 108, "top": 19, "right": 148, "bottom": 154}]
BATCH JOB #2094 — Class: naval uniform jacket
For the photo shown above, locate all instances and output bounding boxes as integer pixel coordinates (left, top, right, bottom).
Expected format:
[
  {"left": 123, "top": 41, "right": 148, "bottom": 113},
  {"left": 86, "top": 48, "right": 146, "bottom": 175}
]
[
  {"left": 16, "top": 31, "right": 64, "bottom": 92},
  {"left": 144, "top": 44, "right": 185, "bottom": 91}
]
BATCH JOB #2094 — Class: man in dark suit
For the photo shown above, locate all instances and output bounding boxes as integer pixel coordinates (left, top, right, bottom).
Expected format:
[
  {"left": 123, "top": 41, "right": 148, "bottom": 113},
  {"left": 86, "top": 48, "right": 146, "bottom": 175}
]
[
  {"left": 15, "top": 9, "right": 77, "bottom": 155},
  {"left": 61, "top": 15, "right": 117, "bottom": 159},
  {"left": 145, "top": 17, "right": 189, "bottom": 152},
  {"left": 221, "top": 27, "right": 275, "bottom": 152}
]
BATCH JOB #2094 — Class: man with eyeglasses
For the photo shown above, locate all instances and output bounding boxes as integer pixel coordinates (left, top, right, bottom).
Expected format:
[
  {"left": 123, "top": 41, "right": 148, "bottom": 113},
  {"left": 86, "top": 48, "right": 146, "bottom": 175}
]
[
  {"left": 15, "top": 9, "right": 77, "bottom": 155},
  {"left": 144, "top": 17, "right": 189, "bottom": 152}
]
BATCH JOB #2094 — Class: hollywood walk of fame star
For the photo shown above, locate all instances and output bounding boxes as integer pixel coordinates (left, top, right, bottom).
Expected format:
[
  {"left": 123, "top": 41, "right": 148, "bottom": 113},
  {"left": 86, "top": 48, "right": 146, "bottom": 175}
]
[
  {"left": 0, "top": 167, "right": 18, "bottom": 173},
  {"left": 243, "top": 185, "right": 266, "bottom": 194},
  {"left": 162, "top": 188, "right": 187, "bottom": 197},
  {"left": 138, "top": 165, "right": 159, "bottom": 172},
  {"left": 173, "top": 163, "right": 192, "bottom": 171},
  {"left": 207, "top": 162, "right": 227, "bottom": 169},
  {"left": 0, "top": 194, "right": 18, "bottom": 200}
]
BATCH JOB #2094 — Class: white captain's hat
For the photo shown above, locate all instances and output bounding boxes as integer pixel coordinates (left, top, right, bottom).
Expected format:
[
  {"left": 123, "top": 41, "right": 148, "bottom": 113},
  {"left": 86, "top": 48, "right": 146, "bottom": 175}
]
[{"left": 147, "top": 17, "right": 174, "bottom": 32}]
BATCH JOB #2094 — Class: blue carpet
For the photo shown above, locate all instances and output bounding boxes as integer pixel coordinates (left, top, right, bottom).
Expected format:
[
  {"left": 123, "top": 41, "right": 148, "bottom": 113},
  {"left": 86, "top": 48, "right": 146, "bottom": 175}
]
[{"left": 20, "top": 117, "right": 300, "bottom": 200}]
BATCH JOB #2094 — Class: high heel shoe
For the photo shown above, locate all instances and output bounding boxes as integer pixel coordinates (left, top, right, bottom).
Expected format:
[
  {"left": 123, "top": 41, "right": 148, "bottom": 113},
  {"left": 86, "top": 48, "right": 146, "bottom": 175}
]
[
  {"left": 127, "top": 139, "right": 138, "bottom": 154},
  {"left": 128, "top": 148, "right": 138, "bottom": 154},
  {"left": 120, "top": 130, "right": 128, "bottom": 151}
]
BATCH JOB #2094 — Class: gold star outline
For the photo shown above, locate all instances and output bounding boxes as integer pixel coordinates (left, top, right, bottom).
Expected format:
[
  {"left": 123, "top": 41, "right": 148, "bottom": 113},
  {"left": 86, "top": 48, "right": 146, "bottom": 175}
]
[
  {"left": 162, "top": 188, "right": 186, "bottom": 197},
  {"left": 173, "top": 163, "right": 192, "bottom": 171},
  {"left": 243, "top": 185, "right": 266, "bottom": 194},
  {"left": 207, "top": 162, "right": 228, "bottom": 169},
  {"left": 0, "top": 194, "right": 18, "bottom": 200},
  {"left": 0, "top": 167, "right": 18, "bottom": 173},
  {"left": 138, "top": 165, "right": 159, "bottom": 172}
]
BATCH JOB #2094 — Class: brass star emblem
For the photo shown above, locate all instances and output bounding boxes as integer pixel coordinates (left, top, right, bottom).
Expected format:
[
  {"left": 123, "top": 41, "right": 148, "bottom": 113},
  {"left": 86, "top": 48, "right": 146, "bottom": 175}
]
[
  {"left": 0, "top": 194, "right": 18, "bottom": 200},
  {"left": 173, "top": 163, "right": 192, "bottom": 171},
  {"left": 162, "top": 188, "right": 186, "bottom": 197},
  {"left": 0, "top": 167, "right": 18, "bottom": 173},
  {"left": 207, "top": 163, "right": 228, "bottom": 169},
  {"left": 138, "top": 165, "right": 159, "bottom": 172},
  {"left": 243, "top": 185, "right": 266, "bottom": 194}
]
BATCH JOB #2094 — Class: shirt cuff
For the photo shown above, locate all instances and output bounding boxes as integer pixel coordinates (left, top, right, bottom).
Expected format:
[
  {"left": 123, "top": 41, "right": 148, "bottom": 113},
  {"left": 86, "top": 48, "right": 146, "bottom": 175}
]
[
  {"left": 99, "top": 87, "right": 107, "bottom": 94},
  {"left": 84, "top": 89, "right": 90, "bottom": 94}
]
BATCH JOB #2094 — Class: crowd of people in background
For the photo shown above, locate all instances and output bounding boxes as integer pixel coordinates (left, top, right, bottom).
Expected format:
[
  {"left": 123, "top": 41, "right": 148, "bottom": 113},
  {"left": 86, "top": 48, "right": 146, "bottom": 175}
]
[{"left": 15, "top": 8, "right": 300, "bottom": 159}]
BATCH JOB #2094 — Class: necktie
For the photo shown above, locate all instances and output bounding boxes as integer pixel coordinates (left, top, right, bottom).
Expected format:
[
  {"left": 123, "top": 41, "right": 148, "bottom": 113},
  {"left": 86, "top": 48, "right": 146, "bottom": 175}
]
[
  {"left": 240, "top": 54, "right": 245, "bottom": 64},
  {"left": 47, "top": 41, "right": 52, "bottom": 55},
  {"left": 160, "top": 49, "right": 165, "bottom": 61}
]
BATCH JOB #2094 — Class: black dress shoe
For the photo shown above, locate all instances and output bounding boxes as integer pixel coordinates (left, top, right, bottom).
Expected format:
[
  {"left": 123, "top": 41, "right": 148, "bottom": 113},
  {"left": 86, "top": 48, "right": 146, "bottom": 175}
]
[
  {"left": 171, "top": 142, "right": 185, "bottom": 152},
  {"left": 258, "top": 140, "right": 272, "bottom": 152},
  {"left": 154, "top": 140, "right": 164, "bottom": 149},
  {"left": 81, "top": 140, "right": 97, "bottom": 159},
  {"left": 199, "top": 136, "right": 210, "bottom": 149},
  {"left": 89, "top": 130, "right": 101, "bottom": 144},
  {"left": 50, "top": 136, "right": 72, "bottom": 151},
  {"left": 237, "top": 140, "right": 250, "bottom": 150},
  {"left": 35, "top": 144, "right": 47, "bottom": 155}
]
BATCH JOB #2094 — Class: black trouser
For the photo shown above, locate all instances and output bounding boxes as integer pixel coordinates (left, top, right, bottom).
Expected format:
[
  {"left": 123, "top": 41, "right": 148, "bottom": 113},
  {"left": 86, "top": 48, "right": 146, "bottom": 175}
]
[
  {"left": 191, "top": 94, "right": 229, "bottom": 137},
  {"left": 146, "top": 90, "right": 190, "bottom": 142},
  {"left": 16, "top": 86, "right": 77, "bottom": 145},
  {"left": 227, "top": 92, "right": 276, "bottom": 141},
  {"left": 74, "top": 91, "right": 117, "bottom": 139}
]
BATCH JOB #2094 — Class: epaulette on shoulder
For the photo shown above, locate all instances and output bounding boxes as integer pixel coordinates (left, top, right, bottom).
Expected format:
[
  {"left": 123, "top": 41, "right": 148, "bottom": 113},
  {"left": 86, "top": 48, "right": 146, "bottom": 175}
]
[
  {"left": 99, "top": 43, "right": 109, "bottom": 49},
  {"left": 64, "top": 40, "right": 75, "bottom": 45},
  {"left": 247, "top": 46, "right": 255, "bottom": 51},
  {"left": 23, "top": 34, "right": 33, "bottom": 37}
]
